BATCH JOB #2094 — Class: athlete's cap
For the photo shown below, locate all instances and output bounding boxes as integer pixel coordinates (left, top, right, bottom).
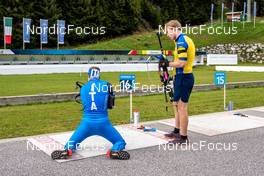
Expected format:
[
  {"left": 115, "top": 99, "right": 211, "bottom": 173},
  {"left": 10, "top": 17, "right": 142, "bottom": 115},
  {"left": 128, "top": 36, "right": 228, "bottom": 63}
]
[{"left": 88, "top": 66, "right": 100, "bottom": 79}]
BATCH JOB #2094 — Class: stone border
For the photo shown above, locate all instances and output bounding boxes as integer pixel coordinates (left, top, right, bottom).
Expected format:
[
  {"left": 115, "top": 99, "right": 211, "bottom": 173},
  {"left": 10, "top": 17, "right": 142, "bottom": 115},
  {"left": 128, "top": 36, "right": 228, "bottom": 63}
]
[{"left": 0, "top": 81, "right": 263, "bottom": 106}]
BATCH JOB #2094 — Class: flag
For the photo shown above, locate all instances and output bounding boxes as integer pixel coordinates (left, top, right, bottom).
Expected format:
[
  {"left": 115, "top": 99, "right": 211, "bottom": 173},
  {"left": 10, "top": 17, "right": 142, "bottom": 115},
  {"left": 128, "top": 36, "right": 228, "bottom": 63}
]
[
  {"left": 210, "top": 4, "right": 214, "bottom": 20},
  {"left": 40, "top": 19, "right": 48, "bottom": 44},
  {"left": 221, "top": 3, "right": 224, "bottom": 23},
  {"left": 254, "top": 1, "right": 257, "bottom": 17},
  {"left": 243, "top": 1, "right": 246, "bottom": 20},
  {"left": 57, "top": 20, "right": 65, "bottom": 44},
  {"left": 231, "top": 2, "right": 234, "bottom": 21},
  {"left": 4, "top": 17, "right": 13, "bottom": 45},
  {"left": 23, "top": 18, "right": 31, "bottom": 43}
]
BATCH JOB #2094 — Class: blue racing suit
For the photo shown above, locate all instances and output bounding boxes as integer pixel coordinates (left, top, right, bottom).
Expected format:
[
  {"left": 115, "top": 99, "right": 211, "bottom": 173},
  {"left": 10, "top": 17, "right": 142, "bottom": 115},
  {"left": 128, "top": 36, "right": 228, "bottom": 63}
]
[{"left": 64, "top": 78, "right": 126, "bottom": 151}]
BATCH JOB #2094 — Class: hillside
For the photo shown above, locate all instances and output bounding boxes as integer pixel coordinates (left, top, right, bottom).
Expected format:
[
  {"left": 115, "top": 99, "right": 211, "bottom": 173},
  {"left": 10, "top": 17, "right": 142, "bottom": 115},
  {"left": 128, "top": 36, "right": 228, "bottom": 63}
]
[{"left": 75, "top": 18, "right": 264, "bottom": 50}]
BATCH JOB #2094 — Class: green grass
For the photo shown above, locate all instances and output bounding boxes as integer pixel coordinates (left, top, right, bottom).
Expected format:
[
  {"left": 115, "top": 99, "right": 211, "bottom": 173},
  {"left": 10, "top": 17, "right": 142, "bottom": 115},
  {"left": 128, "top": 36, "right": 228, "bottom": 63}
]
[
  {"left": 1, "top": 20, "right": 263, "bottom": 139},
  {"left": 0, "top": 65, "right": 263, "bottom": 96},
  {"left": 75, "top": 19, "right": 264, "bottom": 50},
  {"left": 0, "top": 86, "right": 264, "bottom": 139}
]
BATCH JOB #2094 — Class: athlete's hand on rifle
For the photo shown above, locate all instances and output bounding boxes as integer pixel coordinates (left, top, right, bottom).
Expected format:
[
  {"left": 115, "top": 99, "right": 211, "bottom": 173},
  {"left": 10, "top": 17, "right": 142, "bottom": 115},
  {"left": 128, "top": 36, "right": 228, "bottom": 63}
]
[
  {"left": 154, "top": 55, "right": 170, "bottom": 68},
  {"left": 158, "top": 57, "right": 170, "bottom": 68}
]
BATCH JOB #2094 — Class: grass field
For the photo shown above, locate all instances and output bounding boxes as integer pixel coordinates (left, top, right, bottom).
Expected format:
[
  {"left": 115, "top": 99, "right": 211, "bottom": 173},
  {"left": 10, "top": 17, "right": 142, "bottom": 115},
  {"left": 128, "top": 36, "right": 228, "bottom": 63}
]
[
  {"left": 0, "top": 19, "right": 264, "bottom": 139},
  {"left": 0, "top": 64, "right": 264, "bottom": 96},
  {"left": 0, "top": 86, "right": 264, "bottom": 139},
  {"left": 74, "top": 19, "right": 264, "bottom": 50}
]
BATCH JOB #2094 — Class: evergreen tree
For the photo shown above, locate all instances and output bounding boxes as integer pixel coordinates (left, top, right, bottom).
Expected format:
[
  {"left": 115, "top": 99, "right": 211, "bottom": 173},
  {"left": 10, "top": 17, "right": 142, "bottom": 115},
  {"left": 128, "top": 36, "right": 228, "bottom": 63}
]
[{"left": 0, "top": 0, "right": 221, "bottom": 48}]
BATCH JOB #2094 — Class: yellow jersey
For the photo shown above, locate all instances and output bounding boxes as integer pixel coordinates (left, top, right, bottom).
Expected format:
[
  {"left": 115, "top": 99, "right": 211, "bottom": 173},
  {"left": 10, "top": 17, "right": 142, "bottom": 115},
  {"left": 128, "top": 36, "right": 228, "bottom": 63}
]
[{"left": 173, "top": 33, "right": 195, "bottom": 75}]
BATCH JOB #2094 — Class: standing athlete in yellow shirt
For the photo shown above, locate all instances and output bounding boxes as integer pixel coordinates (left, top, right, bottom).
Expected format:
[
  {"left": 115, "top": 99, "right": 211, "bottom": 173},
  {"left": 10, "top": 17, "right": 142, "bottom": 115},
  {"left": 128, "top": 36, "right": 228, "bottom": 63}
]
[{"left": 160, "top": 20, "right": 195, "bottom": 144}]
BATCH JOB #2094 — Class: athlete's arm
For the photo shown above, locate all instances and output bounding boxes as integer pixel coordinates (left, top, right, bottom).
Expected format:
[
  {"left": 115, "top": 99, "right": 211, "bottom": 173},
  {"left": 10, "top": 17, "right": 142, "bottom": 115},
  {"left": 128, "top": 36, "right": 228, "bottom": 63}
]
[
  {"left": 169, "top": 60, "right": 187, "bottom": 68},
  {"left": 159, "top": 57, "right": 186, "bottom": 68},
  {"left": 107, "top": 83, "right": 115, "bottom": 109},
  {"left": 169, "top": 38, "right": 188, "bottom": 68}
]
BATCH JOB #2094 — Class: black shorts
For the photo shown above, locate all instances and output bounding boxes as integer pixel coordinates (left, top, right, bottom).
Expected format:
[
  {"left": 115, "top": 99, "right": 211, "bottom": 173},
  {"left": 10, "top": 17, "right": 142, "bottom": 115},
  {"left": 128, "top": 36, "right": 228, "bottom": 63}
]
[{"left": 173, "top": 73, "right": 194, "bottom": 103}]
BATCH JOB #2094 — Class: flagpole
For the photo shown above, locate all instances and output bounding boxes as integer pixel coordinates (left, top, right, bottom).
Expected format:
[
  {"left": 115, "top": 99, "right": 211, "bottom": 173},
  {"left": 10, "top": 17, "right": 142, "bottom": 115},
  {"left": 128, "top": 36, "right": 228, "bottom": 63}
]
[
  {"left": 254, "top": 1, "right": 256, "bottom": 28},
  {"left": 243, "top": 1, "right": 246, "bottom": 29},
  {"left": 57, "top": 20, "right": 59, "bottom": 50},
  {"left": 23, "top": 18, "right": 25, "bottom": 50},
  {"left": 231, "top": 2, "right": 234, "bottom": 28},
  {"left": 4, "top": 17, "right": 6, "bottom": 49},
  {"left": 40, "top": 19, "right": 42, "bottom": 50},
  {"left": 221, "top": 3, "right": 224, "bottom": 27},
  {"left": 247, "top": 0, "right": 251, "bottom": 22},
  {"left": 210, "top": 4, "right": 214, "bottom": 27}
]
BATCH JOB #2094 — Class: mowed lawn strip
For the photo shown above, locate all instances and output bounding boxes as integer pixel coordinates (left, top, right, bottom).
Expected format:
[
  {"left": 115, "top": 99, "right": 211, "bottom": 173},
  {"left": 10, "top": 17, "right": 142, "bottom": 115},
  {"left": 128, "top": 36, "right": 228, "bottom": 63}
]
[
  {"left": 0, "top": 65, "right": 263, "bottom": 96},
  {"left": 0, "top": 86, "right": 263, "bottom": 139}
]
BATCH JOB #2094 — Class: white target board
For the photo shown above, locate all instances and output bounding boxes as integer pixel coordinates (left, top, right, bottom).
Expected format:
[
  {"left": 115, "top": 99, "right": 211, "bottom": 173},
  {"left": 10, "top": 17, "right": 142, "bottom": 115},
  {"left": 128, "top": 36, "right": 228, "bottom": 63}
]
[{"left": 207, "top": 54, "right": 238, "bottom": 66}]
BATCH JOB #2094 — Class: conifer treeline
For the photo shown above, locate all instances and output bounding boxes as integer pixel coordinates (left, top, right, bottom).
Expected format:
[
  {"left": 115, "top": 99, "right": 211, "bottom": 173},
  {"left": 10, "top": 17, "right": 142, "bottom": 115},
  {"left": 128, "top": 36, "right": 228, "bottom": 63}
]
[{"left": 0, "top": 0, "right": 262, "bottom": 48}]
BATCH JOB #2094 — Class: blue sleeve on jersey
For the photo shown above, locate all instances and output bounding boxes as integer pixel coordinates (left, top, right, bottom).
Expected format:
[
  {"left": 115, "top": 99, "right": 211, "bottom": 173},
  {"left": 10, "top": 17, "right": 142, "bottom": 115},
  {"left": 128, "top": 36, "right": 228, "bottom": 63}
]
[
  {"left": 177, "top": 36, "right": 188, "bottom": 50},
  {"left": 177, "top": 35, "right": 189, "bottom": 62}
]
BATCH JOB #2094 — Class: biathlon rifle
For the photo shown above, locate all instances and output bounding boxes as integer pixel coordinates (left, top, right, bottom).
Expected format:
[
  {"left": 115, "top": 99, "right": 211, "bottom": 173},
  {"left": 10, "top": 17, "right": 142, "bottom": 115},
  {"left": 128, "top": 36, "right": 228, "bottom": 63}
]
[{"left": 156, "top": 32, "right": 173, "bottom": 111}]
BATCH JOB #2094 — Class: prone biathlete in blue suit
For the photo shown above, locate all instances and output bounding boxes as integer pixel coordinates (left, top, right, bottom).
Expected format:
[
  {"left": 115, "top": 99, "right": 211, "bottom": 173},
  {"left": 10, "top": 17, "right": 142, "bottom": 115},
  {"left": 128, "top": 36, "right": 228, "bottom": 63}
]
[{"left": 51, "top": 67, "right": 130, "bottom": 160}]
